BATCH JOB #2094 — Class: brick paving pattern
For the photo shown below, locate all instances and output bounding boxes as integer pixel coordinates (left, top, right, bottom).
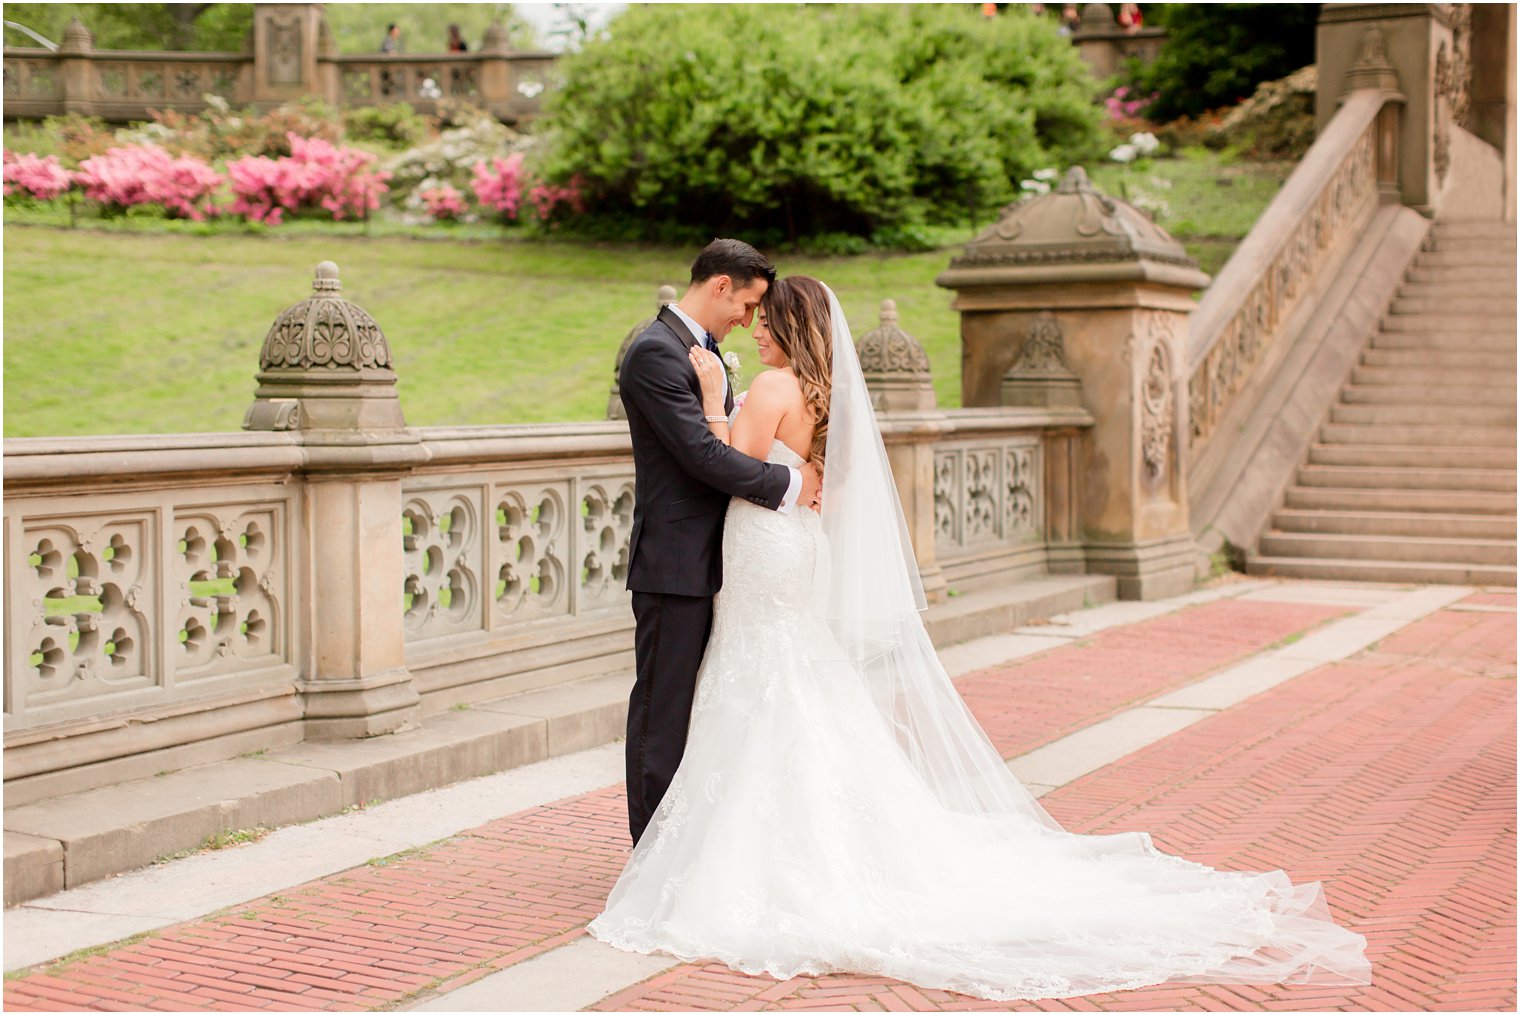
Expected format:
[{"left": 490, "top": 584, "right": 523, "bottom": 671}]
[
  {"left": 592, "top": 603, "right": 1517, "bottom": 1012},
  {"left": 4, "top": 594, "right": 1512, "bottom": 1013}
]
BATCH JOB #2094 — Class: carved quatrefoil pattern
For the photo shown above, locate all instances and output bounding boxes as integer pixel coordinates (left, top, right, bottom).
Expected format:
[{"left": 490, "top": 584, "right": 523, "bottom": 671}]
[
  {"left": 933, "top": 441, "right": 1041, "bottom": 556},
  {"left": 14, "top": 501, "right": 289, "bottom": 720},
  {"left": 400, "top": 475, "right": 637, "bottom": 644}
]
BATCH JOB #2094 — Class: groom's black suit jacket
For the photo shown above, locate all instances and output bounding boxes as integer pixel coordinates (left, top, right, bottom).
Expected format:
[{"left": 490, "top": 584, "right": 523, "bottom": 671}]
[{"left": 620, "top": 306, "right": 792, "bottom": 597}]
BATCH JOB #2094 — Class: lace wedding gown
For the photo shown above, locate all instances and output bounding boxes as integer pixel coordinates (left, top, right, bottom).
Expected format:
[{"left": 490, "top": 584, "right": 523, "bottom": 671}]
[{"left": 588, "top": 439, "right": 1370, "bottom": 1002}]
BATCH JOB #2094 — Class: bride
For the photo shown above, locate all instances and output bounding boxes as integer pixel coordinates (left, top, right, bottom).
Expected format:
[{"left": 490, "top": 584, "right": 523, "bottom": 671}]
[{"left": 587, "top": 276, "right": 1371, "bottom": 1001}]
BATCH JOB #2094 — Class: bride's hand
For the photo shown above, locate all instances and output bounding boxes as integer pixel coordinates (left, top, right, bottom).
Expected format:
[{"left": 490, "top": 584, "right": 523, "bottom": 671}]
[{"left": 688, "top": 345, "right": 726, "bottom": 414}]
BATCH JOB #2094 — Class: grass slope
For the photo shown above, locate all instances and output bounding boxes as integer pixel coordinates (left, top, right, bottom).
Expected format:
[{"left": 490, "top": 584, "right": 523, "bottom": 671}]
[{"left": 3, "top": 228, "right": 966, "bottom": 438}]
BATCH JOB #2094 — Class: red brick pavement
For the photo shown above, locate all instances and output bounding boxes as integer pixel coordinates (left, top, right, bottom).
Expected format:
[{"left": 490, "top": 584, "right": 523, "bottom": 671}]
[
  {"left": 6, "top": 596, "right": 1511, "bottom": 1013},
  {"left": 591, "top": 604, "right": 1517, "bottom": 1012}
]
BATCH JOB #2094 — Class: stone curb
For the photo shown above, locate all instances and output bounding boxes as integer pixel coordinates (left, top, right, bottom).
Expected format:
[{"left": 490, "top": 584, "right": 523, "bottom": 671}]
[{"left": 3, "top": 574, "right": 1114, "bottom": 908}]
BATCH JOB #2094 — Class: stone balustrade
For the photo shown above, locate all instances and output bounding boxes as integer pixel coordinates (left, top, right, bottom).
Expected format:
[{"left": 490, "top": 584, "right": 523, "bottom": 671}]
[
  {"left": 3, "top": 264, "right": 1094, "bottom": 804},
  {"left": 2, "top": 9, "right": 555, "bottom": 125}
]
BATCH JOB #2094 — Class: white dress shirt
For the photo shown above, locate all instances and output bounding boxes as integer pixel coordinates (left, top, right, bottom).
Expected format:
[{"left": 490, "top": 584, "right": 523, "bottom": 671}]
[{"left": 668, "top": 303, "right": 802, "bottom": 513}]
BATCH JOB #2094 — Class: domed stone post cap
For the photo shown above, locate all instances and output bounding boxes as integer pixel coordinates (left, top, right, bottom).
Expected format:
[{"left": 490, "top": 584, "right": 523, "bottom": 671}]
[
  {"left": 60, "top": 17, "right": 94, "bottom": 52},
  {"left": 608, "top": 284, "right": 679, "bottom": 420},
  {"left": 857, "top": 297, "right": 936, "bottom": 413},
  {"left": 481, "top": 21, "right": 512, "bottom": 54},
  {"left": 244, "top": 261, "right": 406, "bottom": 432}
]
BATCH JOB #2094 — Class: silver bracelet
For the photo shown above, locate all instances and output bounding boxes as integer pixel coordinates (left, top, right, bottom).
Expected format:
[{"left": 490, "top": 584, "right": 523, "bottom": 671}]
[{"left": 704, "top": 415, "right": 729, "bottom": 423}]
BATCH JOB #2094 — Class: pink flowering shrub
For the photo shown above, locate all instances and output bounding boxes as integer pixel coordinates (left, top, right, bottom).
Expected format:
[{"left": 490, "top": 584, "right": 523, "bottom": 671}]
[
  {"left": 3, "top": 151, "right": 73, "bottom": 200},
  {"left": 225, "top": 132, "right": 390, "bottom": 225},
  {"left": 419, "top": 183, "right": 468, "bottom": 221},
  {"left": 528, "top": 177, "right": 585, "bottom": 221},
  {"left": 471, "top": 153, "right": 526, "bottom": 220},
  {"left": 1104, "top": 86, "right": 1159, "bottom": 121},
  {"left": 73, "top": 144, "right": 222, "bottom": 219}
]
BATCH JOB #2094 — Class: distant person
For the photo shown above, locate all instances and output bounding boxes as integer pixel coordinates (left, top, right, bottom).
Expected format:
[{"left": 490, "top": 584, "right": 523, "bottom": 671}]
[
  {"left": 380, "top": 23, "right": 402, "bottom": 53},
  {"left": 446, "top": 24, "right": 468, "bottom": 52},
  {"left": 1118, "top": 2, "right": 1143, "bottom": 32},
  {"left": 1029, "top": 2, "right": 1047, "bottom": 14},
  {"left": 1059, "top": 2, "right": 1080, "bottom": 35},
  {"left": 982, "top": 2, "right": 998, "bottom": 17}
]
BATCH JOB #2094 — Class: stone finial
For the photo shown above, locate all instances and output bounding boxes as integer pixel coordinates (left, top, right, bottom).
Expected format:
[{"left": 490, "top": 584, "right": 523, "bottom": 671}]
[
  {"left": 937, "top": 165, "right": 1209, "bottom": 294},
  {"left": 857, "top": 299, "right": 936, "bottom": 412},
  {"left": 59, "top": 17, "right": 94, "bottom": 53},
  {"left": 245, "top": 262, "right": 405, "bottom": 432},
  {"left": 608, "top": 285, "right": 679, "bottom": 420},
  {"left": 1343, "top": 26, "right": 1402, "bottom": 96},
  {"left": 481, "top": 21, "right": 512, "bottom": 54},
  {"left": 1078, "top": 3, "right": 1117, "bottom": 30}
]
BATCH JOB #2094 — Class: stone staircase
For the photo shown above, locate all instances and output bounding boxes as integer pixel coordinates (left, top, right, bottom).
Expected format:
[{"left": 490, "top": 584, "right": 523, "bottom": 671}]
[{"left": 1249, "top": 218, "right": 1518, "bottom": 584}]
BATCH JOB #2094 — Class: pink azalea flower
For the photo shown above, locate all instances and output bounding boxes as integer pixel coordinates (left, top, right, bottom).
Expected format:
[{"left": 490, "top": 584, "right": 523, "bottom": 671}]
[
  {"left": 2, "top": 150, "right": 73, "bottom": 200},
  {"left": 73, "top": 145, "right": 221, "bottom": 219}
]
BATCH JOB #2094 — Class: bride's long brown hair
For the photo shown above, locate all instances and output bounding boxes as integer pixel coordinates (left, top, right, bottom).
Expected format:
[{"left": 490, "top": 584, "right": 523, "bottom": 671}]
[{"left": 760, "top": 275, "right": 833, "bottom": 473}]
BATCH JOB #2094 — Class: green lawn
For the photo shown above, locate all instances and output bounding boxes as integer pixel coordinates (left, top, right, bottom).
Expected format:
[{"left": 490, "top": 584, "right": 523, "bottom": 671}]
[
  {"left": 2, "top": 150, "right": 1294, "bottom": 439},
  {"left": 3, "top": 227, "right": 970, "bottom": 437}
]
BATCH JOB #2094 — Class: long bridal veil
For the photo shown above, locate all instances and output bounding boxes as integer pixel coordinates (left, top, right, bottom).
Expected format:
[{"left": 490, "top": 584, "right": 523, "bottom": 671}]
[{"left": 809, "top": 284, "right": 1371, "bottom": 990}]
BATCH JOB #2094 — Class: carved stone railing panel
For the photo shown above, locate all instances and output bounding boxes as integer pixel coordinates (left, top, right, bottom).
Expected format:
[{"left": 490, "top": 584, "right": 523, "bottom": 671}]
[
  {"left": 17, "top": 513, "right": 156, "bottom": 717},
  {"left": 172, "top": 503, "right": 288, "bottom": 680},
  {"left": 402, "top": 486, "right": 485, "bottom": 640},
  {"left": 578, "top": 477, "right": 636, "bottom": 612},
  {"left": 5, "top": 479, "right": 299, "bottom": 731},
  {"left": 1187, "top": 90, "right": 1386, "bottom": 464},
  {"left": 399, "top": 462, "right": 636, "bottom": 646},
  {"left": 492, "top": 481, "right": 570, "bottom": 623},
  {"left": 3, "top": 56, "right": 61, "bottom": 100},
  {"left": 933, "top": 436, "right": 1043, "bottom": 560}
]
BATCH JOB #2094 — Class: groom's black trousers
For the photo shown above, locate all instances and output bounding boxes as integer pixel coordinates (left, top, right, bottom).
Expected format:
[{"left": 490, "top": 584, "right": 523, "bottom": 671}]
[{"left": 626, "top": 590, "right": 714, "bottom": 845}]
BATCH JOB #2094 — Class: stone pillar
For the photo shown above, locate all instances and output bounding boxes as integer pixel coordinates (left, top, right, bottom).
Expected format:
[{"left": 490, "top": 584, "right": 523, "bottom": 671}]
[
  {"left": 1316, "top": 3, "right": 1452, "bottom": 213},
  {"left": 246, "top": 261, "right": 422, "bottom": 739},
  {"left": 251, "top": 2, "right": 329, "bottom": 108},
  {"left": 608, "top": 285, "right": 677, "bottom": 421},
  {"left": 56, "top": 18, "right": 95, "bottom": 117},
  {"left": 936, "top": 167, "right": 1209, "bottom": 600},
  {"left": 856, "top": 300, "right": 949, "bottom": 604},
  {"left": 477, "top": 21, "right": 515, "bottom": 123}
]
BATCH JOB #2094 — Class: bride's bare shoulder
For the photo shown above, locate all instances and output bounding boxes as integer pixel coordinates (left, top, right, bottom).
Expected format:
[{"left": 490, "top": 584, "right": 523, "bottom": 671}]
[{"left": 743, "top": 369, "right": 803, "bottom": 406}]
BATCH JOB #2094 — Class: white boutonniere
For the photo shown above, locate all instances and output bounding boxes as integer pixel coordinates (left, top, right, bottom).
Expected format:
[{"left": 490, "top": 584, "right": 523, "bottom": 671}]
[{"left": 722, "top": 350, "right": 743, "bottom": 387}]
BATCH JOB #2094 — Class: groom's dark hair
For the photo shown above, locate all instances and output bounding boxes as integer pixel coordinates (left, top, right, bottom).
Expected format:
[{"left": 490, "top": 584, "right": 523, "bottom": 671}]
[{"left": 689, "top": 238, "right": 776, "bottom": 289}]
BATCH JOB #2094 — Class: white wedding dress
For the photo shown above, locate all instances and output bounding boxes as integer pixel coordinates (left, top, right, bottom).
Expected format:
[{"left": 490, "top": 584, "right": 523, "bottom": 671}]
[{"left": 589, "top": 288, "right": 1370, "bottom": 1001}]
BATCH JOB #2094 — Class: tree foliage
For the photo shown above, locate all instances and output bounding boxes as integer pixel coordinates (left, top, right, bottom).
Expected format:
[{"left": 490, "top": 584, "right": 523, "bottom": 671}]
[
  {"left": 1130, "top": 4, "right": 1320, "bottom": 122},
  {"left": 2, "top": 4, "right": 253, "bottom": 51},
  {"left": 534, "top": 4, "right": 1104, "bottom": 246}
]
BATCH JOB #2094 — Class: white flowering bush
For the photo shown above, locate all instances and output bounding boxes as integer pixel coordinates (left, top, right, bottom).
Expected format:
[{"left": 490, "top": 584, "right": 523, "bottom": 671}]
[{"left": 382, "top": 107, "right": 526, "bottom": 209}]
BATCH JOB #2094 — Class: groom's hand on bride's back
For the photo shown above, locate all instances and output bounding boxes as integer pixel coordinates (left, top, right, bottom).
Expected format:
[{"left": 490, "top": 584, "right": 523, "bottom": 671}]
[{"left": 800, "top": 462, "right": 822, "bottom": 512}]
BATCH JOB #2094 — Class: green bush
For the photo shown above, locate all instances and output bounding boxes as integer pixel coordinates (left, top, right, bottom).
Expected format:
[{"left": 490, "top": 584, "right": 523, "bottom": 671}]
[
  {"left": 343, "top": 103, "right": 436, "bottom": 151},
  {"left": 1128, "top": 4, "right": 1319, "bottom": 122},
  {"left": 534, "top": 4, "right": 1105, "bottom": 246}
]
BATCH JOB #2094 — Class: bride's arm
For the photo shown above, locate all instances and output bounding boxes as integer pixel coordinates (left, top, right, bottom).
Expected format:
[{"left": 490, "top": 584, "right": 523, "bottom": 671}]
[{"left": 688, "top": 345, "right": 732, "bottom": 444}]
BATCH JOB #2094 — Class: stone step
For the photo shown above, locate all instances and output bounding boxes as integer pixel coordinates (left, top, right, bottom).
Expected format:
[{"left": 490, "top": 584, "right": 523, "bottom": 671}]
[
  {"left": 1329, "top": 402, "right": 1517, "bottom": 427},
  {"left": 1247, "top": 554, "right": 1516, "bottom": 586},
  {"left": 1259, "top": 531, "right": 1516, "bottom": 566},
  {"left": 1271, "top": 508, "right": 1517, "bottom": 540},
  {"left": 1424, "top": 230, "right": 1518, "bottom": 248},
  {"left": 1414, "top": 250, "right": 1519, "bottom": 269},
  {"left": 1407, "top": 265, "right": 1519, "bottom": 284},
  {"left": 1342, "top": 381, "right": 1516, "bottom": 404},
  {"left": 1432, "top": 218, "right": 1517, "bottom": 239},
  {"left": 1306, "top": 443, "right": 1517, "bottom": 470},
  {"left": 1283, "top": 484, "right": 1516, "bottom": 515},
  {"left": 1321, "top": 422, "right": 1516, "bottom": 448},
  {"left": 1381, "top": 313, "right": 1518, "bottom": 334},
  {"left": 1396, "top": 280, "right": 1520, "bottom": 303},
  {"left": 1390, "top": 295, "right": 1516, "bottom": 316},
  {"left": 1370, "top": 330, "right": 1518, "bottom": 352},
  {"left": 1360, "top": 348, "right": 1517, "bottom": 370},
  {"left": 1296, "top": 464, "right": 1517, "bottom": 493}
]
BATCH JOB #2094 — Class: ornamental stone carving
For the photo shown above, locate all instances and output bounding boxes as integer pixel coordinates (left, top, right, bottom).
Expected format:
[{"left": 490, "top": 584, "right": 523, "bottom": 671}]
[
  {"left": 1140, "top": 335, "right": 1174, "bottom": 479},
  {"left": 1002, "top": 312, "right": 1083, "bottom": 409},
  {"left": 941, "top": 166, "right": 1199, "bottom": 274},
  {"left": 257, "top": 262, "right": 392, "bottom": 371},
  {"left": 857, "top": 299, "right": 936, "bottom": 412},
  {"left": 245, "top": 261, "right": 406, "bottom": 431},
  {"left": 932, "top": 439, "right": 1043, "bottom": 557},
  {"left": 608, "top": 285, "right": 678, "bottom": 420}
]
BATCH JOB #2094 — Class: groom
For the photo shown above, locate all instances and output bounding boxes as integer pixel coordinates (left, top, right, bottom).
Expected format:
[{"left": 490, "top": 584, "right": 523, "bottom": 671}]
[{"left": 618, "top": 238, "right": 821, "bottom": 845}]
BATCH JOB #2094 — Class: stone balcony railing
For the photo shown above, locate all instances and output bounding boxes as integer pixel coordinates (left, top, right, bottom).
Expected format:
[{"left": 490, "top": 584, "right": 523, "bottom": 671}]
[
  {"left": 2, "top": 9, "right": 556, "bottom": 125},
  {"left": 3, "top": 266, "right": 1094, "bottom": 806}
]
